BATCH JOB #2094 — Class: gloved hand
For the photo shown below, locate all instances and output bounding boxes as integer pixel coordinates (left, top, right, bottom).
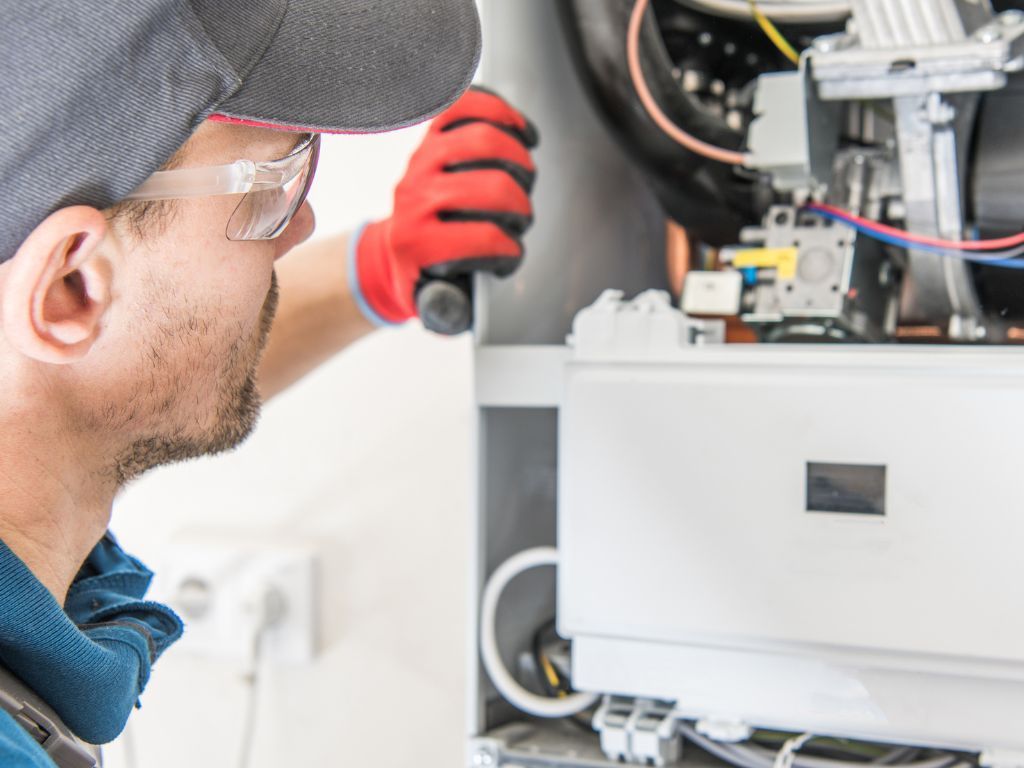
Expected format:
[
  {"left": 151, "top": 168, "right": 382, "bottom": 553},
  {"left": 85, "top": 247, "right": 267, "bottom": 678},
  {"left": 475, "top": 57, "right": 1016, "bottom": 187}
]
[{"left": 350, "top": 87, "right": 539, "bottom": 332}]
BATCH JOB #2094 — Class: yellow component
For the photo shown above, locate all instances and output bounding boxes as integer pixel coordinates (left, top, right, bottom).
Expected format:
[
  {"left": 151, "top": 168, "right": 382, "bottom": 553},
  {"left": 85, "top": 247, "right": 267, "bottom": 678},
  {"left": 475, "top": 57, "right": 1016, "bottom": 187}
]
[
  {"left": 538, "top": 651, "right": 567, "bottom": 698},
  {"left": 748, "top": 0, "right": 801, "bottom": 65},
  {"left": 732, "top": 247, "right": 800, "bottom": 280}
]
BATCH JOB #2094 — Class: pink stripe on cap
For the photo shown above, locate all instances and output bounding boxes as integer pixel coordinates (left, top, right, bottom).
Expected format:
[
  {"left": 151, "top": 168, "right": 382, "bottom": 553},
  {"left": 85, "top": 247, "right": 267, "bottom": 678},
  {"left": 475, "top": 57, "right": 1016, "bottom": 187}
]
[{"left": 209, "top": 113, "right": 382, "bottom": 135}]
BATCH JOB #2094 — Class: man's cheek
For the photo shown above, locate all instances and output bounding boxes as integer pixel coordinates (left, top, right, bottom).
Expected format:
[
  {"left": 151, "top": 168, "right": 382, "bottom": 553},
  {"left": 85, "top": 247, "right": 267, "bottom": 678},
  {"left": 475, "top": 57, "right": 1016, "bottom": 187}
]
[{"left": 273, "top": 202, "right": 315, "bottom": 259}]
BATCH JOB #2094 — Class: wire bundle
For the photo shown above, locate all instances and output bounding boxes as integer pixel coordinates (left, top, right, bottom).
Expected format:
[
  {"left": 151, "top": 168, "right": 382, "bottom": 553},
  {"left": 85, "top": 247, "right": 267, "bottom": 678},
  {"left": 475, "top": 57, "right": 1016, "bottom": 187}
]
[
  {"left": 627, "top": 0, "right": 821, "bottom": 162},
  {"left": 628, "top": 0, "right": 749, "bottom": 165},
  {"left": 679, "top": 724, "right": 969, "bottom": 768},
  {"left": 803, "top": 203, "right": 1024, "bottom": 269}
]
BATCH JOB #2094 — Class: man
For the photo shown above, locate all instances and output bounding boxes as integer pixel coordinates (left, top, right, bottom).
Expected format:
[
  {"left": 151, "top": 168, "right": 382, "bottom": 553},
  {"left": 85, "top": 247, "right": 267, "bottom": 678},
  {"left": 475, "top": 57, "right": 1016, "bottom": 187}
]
[{"left": 0, "top": 1, "right": 537, "bottom": 764}]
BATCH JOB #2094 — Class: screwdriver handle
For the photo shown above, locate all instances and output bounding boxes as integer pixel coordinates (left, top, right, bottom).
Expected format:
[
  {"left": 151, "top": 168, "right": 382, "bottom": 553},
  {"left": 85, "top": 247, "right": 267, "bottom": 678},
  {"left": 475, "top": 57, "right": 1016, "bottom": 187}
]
[{"left": 415, "top": 276, "right": 473, "bottom": 336}]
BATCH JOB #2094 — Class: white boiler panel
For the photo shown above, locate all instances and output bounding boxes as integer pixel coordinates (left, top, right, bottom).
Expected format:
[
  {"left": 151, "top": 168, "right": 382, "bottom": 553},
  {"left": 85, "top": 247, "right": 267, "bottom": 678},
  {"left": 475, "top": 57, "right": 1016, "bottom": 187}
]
[{"left": 559, "top": 345, "right": 1024, "bottom": 753}]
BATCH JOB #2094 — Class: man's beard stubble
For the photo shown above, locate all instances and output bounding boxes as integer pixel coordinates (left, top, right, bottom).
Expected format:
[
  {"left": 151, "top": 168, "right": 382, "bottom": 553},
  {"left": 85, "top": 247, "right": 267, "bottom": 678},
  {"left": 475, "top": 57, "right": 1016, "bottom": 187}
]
[{"left": 112, "top": 273, "right": 280, "bottom": 485}]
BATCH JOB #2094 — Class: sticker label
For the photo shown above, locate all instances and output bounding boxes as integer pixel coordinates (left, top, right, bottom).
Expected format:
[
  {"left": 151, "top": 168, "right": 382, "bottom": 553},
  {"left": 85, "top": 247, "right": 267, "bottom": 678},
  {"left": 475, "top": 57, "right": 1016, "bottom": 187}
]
[{"left": 806, "top": 462, "right": 886, "bottom": 516}]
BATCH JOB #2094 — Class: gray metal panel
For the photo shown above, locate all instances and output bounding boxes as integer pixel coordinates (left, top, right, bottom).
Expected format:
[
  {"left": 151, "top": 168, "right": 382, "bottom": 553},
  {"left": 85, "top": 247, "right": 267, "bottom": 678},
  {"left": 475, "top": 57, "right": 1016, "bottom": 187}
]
[
  {"left": 470, "top": 408, "right": 559, "bottom": 736},
  {"left": 467, "top": 0, "right": 673, "bottom": 756},
  {"left": 475, "top": 0, "right": 668, "bottom": 346},
  {"left": 475, "top": 346, "right": 568, "bottom": 408},
  {"left": 469, "top": 0, "right": 669, "bottom": 743}
]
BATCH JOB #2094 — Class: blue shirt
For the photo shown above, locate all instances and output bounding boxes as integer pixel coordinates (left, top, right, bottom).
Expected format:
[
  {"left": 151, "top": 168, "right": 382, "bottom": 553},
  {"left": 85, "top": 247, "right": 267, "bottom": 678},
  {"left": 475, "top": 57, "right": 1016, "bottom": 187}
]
[{"left": 0, "top": 534, "right": 183, "bottom": 766}]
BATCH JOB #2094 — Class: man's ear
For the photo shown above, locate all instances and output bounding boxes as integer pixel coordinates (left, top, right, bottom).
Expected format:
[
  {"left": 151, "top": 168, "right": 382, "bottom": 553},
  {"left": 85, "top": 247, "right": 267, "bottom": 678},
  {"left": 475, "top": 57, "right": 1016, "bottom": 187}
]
[{"left": 2, "top": 206, "right": 112, "bottom": 364}]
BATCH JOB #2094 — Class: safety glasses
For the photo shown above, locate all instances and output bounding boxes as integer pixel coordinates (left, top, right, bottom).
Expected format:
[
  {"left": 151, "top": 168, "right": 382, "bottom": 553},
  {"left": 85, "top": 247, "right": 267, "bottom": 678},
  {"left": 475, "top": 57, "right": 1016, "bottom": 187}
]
[{"left": 124, "top": 133, "right": 321, "bottom": 241}]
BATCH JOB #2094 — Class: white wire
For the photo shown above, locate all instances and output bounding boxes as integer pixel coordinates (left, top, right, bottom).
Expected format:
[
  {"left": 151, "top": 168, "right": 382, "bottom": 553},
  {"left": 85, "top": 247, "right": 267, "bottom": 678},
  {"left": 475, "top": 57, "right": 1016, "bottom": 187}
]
[
  {"left": 679, "top": 724, "right": 962, "bottom": 768},
  {"left": 237, "top": 588, "right": 284, "bottom": 768},
  {"left": 775, "top": 733, "right": 816, "bottom": 768},
  {"left": 237, "top": 629, "right": 267, "bottom": 768},
  {"left": 480, "top": 547, "right": 600, "bottom": 718},
  {"left": 672, "top": 0, "right": 851, "bottom": 22}
]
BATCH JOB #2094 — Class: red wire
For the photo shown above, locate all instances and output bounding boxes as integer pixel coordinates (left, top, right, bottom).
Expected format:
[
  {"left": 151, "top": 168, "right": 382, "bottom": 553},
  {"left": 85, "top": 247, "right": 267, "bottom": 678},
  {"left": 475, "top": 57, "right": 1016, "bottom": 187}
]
[{"left": 807, "top": 202, "right": 1024, "bottom": 252}]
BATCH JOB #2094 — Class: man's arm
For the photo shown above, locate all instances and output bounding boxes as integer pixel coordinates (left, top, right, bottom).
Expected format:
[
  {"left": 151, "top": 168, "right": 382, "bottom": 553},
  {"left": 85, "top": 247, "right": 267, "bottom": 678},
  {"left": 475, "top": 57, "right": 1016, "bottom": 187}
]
[
  {"left": 258, "top": 232, "right": 373, "bottom": 400},
  {"left": 258, "top": 88, "right": 538, "bottom": 400}
]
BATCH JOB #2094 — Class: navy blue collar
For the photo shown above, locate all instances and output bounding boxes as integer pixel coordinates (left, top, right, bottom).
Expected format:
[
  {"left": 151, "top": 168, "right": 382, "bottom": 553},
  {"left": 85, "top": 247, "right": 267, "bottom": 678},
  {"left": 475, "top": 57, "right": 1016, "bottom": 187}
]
[{"left": 0, "top": 534, "right": 182, "bottom": 745}]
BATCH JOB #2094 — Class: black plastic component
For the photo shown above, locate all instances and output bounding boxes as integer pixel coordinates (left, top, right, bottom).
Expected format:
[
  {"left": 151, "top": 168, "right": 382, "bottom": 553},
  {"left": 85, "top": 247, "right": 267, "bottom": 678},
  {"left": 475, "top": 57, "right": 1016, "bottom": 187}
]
[
  {"left": 971, "top": 75, "right": 1024, "bottom": 236},
  {"left": 416, "top": 277, "right": 473, "bottom": 336},
  {"left": 969, "top": 72, "right": 1024, "bottom": 320}
]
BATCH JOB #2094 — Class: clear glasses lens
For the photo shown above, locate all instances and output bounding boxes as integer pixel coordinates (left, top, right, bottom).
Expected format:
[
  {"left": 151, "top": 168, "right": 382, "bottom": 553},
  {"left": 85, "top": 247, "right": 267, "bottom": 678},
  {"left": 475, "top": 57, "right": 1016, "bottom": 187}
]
[{"left": 225, "top": 136, "right": 320, "bottom": 241}]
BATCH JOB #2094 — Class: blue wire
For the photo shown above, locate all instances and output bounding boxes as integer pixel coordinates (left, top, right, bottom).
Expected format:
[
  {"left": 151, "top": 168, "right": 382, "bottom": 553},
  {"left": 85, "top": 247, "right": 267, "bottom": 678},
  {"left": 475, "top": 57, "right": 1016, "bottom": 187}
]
[{"left": 804, "top": 208, "right": 1024, "bottom": 270}]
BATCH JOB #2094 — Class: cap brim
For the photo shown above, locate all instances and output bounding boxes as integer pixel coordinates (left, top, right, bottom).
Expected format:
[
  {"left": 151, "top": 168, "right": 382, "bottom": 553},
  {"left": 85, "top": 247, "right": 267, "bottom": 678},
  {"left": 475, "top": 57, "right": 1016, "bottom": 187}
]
[{"left": 210, "top": 0, "right": 481, "bottom": 134}]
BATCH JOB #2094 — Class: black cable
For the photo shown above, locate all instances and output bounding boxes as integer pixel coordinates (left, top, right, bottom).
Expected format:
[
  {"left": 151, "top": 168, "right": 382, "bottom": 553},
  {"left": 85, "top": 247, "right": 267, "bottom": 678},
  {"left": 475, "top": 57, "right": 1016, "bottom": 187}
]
[
  {"left": 530, "top": 618, "right": 560, "bottom": 697},
  {"left": 530, "top": 618, "right": 595, "bottom": 733}
]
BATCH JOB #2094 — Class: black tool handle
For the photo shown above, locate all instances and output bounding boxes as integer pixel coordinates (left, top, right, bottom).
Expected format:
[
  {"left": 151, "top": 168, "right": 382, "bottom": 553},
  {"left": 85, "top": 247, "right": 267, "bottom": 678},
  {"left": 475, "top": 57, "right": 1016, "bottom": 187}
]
[{"left": 415, "top": 276, "right": 473, "bottom": 336}]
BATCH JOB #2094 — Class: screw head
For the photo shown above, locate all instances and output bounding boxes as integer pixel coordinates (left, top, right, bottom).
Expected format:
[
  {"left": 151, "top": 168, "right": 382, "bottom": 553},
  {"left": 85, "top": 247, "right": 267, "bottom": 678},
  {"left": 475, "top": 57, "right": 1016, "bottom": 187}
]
[{"left": 472, "top": 751, "right": 495, "bottom": 767}]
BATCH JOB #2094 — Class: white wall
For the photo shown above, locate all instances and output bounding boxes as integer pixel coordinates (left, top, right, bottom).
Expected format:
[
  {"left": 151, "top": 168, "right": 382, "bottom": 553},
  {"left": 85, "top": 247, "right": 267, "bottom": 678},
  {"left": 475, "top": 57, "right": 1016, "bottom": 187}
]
[{"left": 104, "top": 125, "right": 475, "bottom": 768}]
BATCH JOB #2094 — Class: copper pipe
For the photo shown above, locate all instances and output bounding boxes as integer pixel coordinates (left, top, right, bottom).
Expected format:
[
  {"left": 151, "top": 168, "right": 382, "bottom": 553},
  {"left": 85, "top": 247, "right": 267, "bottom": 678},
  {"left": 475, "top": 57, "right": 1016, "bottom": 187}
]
[
  {"left": 895, "top": 326, "right": 944, "bottom": 339},
  {"left": 666, "top": 221, "right": 691, "bottom": 297}
]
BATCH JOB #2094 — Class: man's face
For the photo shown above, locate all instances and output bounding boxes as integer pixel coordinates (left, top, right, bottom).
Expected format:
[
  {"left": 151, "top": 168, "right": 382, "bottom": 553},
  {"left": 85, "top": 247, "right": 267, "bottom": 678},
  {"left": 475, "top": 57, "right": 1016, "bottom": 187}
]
[{"left": 83, "top": 122, "right": 315, "bottom": 483}]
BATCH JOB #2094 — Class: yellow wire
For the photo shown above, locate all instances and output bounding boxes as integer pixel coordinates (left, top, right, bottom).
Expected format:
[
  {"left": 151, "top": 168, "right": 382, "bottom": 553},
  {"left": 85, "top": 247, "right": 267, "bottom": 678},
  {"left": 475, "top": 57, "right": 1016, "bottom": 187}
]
[
  {"left": 538, "top": 651, "right": 567, "bottom": 698},
  {"left": 748, "top": 0, "right": 801, "bottom": 65}
]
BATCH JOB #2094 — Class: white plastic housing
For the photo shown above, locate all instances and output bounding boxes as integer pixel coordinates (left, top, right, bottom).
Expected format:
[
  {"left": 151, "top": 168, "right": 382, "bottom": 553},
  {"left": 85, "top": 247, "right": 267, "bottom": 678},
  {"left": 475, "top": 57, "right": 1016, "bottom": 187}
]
[
  {"left": 152, "top": 536, "right": 317, "bottom": 665},
  {"left": 560, "top": 302, "right": 1024, "bottom": 753}
]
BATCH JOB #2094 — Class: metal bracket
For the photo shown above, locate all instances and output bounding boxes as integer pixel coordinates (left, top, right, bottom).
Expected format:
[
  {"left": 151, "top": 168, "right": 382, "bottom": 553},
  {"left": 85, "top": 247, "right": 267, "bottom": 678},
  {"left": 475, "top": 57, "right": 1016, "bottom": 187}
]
[
  {"left": 810, "top": 4, "right": 1024, "bottom": 101},
  {"left": 803, "top": 0, "right": 1017, "bottom": 338},
  {"left": 892, "top": 91, "right": 985, "bottom": 337}
]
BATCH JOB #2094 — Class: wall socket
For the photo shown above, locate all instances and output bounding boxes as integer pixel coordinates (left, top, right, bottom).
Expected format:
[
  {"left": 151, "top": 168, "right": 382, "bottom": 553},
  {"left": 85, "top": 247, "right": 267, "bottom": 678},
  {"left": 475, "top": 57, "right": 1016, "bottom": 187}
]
[{"left": 152, "top": 535, "right": 318, "bottom": 664}]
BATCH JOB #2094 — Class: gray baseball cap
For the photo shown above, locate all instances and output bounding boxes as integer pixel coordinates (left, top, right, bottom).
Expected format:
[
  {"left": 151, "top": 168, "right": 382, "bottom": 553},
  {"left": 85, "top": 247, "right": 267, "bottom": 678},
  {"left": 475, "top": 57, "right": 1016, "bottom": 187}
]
[{"left": 0, "top": 0, "right": 482, "bottom": 262}]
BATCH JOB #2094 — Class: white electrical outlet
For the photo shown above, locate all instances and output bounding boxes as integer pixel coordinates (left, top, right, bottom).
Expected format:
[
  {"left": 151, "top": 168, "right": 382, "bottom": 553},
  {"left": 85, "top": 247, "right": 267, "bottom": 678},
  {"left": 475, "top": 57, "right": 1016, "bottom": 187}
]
[{"left": 151, "top": 536, "right": 317, "bottom": 664}]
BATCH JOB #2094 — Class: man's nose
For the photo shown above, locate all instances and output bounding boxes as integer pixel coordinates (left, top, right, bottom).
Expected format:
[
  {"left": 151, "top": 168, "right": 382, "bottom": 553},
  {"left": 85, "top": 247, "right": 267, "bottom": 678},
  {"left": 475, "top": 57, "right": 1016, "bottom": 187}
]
[{"left": 274, "top": 202, "right": 316, "bottom": 260}]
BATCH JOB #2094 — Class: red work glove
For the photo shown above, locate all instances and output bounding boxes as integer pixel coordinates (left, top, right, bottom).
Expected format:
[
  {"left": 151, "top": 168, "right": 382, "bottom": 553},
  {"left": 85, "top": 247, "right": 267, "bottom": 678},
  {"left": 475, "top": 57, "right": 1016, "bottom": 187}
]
[{"left": 350, "top": 87, "right": 539, "bottom": 331}]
